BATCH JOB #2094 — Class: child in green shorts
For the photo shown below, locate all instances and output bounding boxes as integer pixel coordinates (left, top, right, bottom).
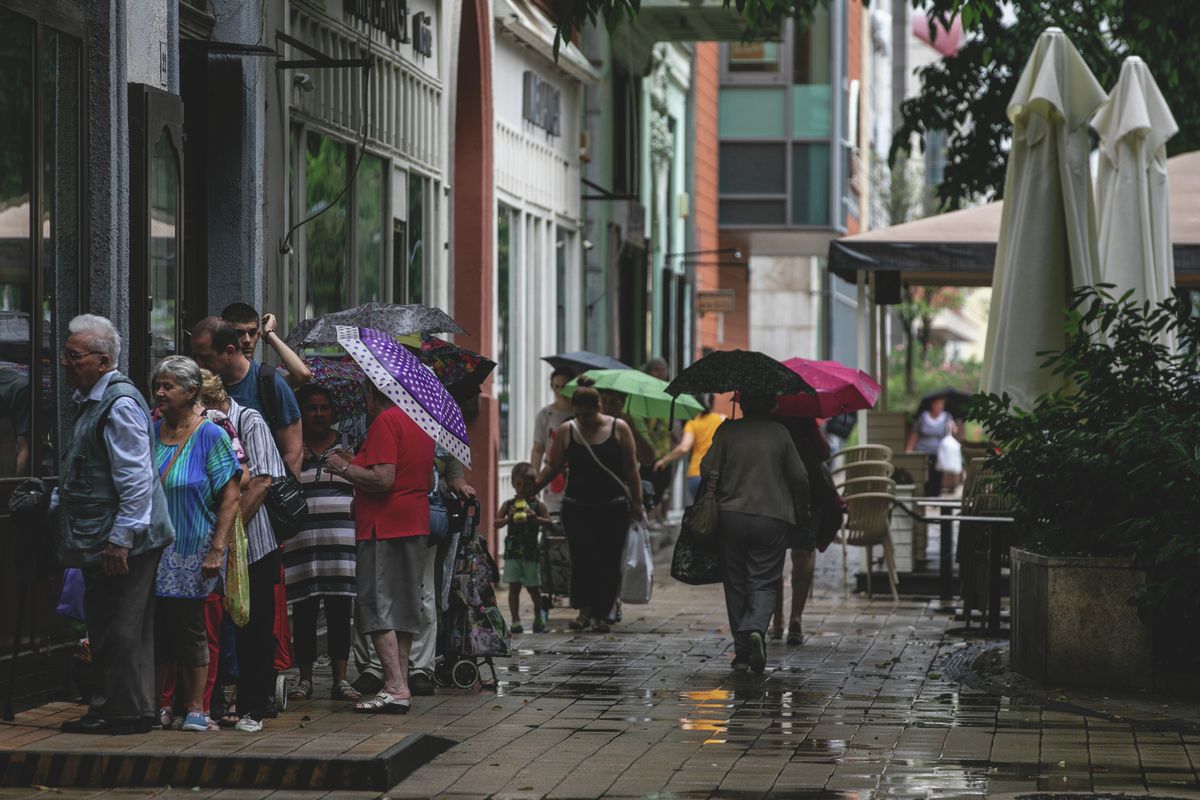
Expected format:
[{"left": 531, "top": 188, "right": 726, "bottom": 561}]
[{"left": 495, "top": 462, "right": 552, "bottom": 633}]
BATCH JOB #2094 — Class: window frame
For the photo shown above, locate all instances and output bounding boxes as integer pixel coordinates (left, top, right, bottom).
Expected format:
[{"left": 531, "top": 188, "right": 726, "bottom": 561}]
[{"left": 717, "top": 11, "right": 843, "bottom": 232}]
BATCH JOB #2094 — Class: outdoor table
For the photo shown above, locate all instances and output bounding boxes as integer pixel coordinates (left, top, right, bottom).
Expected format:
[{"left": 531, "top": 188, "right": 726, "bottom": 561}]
[
  {"left": 900, "top": 498, "right": 1016, "bottom": 634},
  {"left": 912, "top": 498, "right": 963, "bottom": 602}
]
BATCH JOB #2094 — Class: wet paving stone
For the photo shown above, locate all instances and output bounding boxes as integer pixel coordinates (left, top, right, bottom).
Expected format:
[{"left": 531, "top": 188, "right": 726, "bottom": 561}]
[{"left": 4, "top": 548, "right": 1200, "bottom": 799}]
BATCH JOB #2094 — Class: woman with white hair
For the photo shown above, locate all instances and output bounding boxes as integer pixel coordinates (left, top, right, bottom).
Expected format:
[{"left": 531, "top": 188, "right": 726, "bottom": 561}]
[{"left": 150, "top": 355, "right": 240, "bottom": 732}]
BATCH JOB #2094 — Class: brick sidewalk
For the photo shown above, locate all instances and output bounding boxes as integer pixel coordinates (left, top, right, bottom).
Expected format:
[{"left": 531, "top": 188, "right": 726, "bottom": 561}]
[{"left": 2, "top": 549, "right": 1199, "bottom": 799}]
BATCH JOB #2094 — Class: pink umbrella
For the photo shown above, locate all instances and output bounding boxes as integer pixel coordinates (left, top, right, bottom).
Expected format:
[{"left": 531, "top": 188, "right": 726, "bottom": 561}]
[{"left": 772, "top": 358, "right": 881, "bottom": 418}]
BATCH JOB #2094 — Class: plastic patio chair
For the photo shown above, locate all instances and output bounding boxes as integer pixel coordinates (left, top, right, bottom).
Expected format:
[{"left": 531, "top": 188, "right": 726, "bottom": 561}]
[
  {"left": 836, "top": 491, "right": 900, "bottom": 604},
  {"left": 831, "top": 444, "right": 893, "bottom": 468},
  {"left": 831, "top": 460, "right": 895, "bottom": 489},
  {"left": 839, "top": 475, "right": 897, "bottom": 498}
]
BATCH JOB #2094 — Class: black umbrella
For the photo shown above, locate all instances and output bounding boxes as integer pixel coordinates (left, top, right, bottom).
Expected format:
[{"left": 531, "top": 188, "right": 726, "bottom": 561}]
[
  {"left": 918, "top": 387, "right": 975, "bottom": 420},
  {"left": 286, "top": 302, "right": 464, "bottom": 348},
  {"left": 665, "top": 350, "right": 813, "bottom": 397},
  {"left": 543, "top": 350, "right": 631, "bottom": 374}
]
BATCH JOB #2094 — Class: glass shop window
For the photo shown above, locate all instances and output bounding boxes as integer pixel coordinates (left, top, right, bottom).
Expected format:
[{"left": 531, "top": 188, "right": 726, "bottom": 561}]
[{"left": 0, "top": 9, "right": 83, "bottom": 481}]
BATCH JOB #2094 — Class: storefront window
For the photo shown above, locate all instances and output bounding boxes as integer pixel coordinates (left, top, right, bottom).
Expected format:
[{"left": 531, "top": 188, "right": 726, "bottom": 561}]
[
  {"left": 496, "top": 205, "right": 514, "bottom": 460},
  {"left": 293, "top": 128, "right": 390, "bottom": 320},
  {"left": 354, "top": 154, "right": 385, "bottom": 304},
  {"left": 0, "top": 10, "right": 34, "bottom": 480},
  {"left": 303, "top": 130, "right": 348, "bottom": 318},
  {"left": 555, "top": 227, "right": 568, "bottom": 354},
  {"left": 0, "top": 11, "right": 80, "bottom": 480},
  {"left": 406, "top": 175, "right": 427, "bottom": 304},
  {"left": 149, "top": 129, "right": 179, "bottom": 374}
]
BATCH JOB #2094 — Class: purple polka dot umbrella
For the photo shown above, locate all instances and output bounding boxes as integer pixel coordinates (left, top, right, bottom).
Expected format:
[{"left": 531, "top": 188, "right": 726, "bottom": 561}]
[{"left": 336, "top": 325, "right": 471, "bottom": 468}]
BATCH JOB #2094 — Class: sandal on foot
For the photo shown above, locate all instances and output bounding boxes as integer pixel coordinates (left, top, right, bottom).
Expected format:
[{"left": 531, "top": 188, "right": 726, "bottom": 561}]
[
  {"left": 354, "top": 690, "right": 411, "bottom": 714},
  {"left": 217, "top": 706, "right": 240, "bottom": 729},
  {"left": 288, "top": 680, "right": 313, "bottom": 701},
  {"left": 769, "top": 628, "right": 784, "bottom": 641},
  {"left": 332, "top": 680, "right": 362, "bottom": 701}
]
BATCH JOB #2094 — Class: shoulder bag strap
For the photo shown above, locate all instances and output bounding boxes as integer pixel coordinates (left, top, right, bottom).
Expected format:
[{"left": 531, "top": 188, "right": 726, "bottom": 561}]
[
  {"left": 569, "top": 419, "right": 632, "bottom": 502},
  {"left": 159, "top": 418, "right": 201, "bottom": 485}
]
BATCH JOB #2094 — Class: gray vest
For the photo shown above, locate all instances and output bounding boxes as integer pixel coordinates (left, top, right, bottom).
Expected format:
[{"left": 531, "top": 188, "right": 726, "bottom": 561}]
[{"left": 58, "top": 372, "right": 175, "bottom": 567}]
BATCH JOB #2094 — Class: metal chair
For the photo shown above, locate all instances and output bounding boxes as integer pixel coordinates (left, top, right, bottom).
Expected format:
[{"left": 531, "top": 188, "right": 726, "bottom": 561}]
[
  {"left": 837, "top": 491, "right": 900, "bottom": 604},
  {"left": 958, "top": 458, "right": 1016, "bottom": 625}
]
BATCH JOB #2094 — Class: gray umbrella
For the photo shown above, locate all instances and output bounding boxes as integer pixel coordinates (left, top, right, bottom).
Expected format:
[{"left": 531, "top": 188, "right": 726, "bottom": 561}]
[{"left": 285, "top": 302, "right": 464, "bottom": 348}]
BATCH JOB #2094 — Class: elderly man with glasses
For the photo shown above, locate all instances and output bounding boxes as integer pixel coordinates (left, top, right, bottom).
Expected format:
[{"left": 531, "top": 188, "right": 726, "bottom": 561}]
[{"left": 56, "top": 314, "right": 175, "bottom": 735}]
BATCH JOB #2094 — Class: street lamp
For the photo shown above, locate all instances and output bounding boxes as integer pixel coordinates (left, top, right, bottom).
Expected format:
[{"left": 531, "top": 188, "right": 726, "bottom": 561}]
[{"left": 664, "top": 247, "right": 743, "bottom": 260}]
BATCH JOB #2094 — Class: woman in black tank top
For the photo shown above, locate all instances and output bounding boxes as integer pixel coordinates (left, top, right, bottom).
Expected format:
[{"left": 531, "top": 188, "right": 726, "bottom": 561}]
[{"left": 535, "top": 376, "right": 644, "bottom": 632}]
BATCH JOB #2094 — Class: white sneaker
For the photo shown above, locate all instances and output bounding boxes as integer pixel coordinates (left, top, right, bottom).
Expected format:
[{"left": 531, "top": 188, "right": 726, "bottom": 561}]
[{"left": 234, "top": 715, "right": 264, "bottom": 732}]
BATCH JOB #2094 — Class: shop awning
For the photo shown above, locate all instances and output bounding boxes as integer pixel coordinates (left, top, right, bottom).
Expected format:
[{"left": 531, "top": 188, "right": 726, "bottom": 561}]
[{"left": 829, "top": 149, "right": 1200, "bottom": 288}]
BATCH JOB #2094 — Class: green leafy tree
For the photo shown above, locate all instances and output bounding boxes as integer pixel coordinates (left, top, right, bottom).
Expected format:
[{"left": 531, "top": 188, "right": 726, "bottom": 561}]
[
  {"left": 892, "top": 0, "right": 1200, "bottom": 209},
  {"left": 896, "top": 287, "right": 964, "bottom": 394},
  {"left": 553, "top": 0, "right": 1197, "bottom": 211},
  {"left": 970, "top": 286, "right": 1200, "bottom": 657}
]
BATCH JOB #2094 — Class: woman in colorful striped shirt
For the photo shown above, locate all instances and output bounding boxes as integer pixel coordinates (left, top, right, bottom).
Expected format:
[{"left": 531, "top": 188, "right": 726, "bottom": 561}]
[
  {"left": 284, "top": 385, "right": 361, "bottom": 702},
  {"left": 151, "top": 356, "right": 240, "bottom": 732}
]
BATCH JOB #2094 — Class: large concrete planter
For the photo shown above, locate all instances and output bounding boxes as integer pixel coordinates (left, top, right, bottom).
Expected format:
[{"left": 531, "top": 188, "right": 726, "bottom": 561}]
[{"left": 1010, "top": 548, "right": 1153, "bottom": 689}]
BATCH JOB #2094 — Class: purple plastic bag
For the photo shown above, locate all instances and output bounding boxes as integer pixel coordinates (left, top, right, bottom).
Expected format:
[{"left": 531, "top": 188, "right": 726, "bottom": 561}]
[{"left": 56, "top": 568, "right": 86, "bottom": 622}]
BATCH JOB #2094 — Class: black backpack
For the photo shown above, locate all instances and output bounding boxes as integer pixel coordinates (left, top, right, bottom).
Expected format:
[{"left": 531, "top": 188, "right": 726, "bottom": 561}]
[{"left": 255, "top": 364, "right": 282, "bottom": 431}]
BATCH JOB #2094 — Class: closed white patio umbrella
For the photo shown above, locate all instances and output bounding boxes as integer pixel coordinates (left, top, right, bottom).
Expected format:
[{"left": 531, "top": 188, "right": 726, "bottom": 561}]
[
  {"left": 981, "top": 28, "right": 1108, "bottom": 410},
  {"left": 1092, "top": 56, "right": 1179, "bottom": 335}
]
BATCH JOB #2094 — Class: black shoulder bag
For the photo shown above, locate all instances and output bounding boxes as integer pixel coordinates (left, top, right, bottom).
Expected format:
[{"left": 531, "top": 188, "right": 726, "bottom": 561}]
[{"left": 235, "top": 405, "right": 308, "bottom": 543}]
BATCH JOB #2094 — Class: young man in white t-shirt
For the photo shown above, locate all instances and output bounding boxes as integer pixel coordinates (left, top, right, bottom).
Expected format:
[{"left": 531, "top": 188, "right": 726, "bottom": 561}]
[{"left": 529, "top": 367, "right": 575, "bottom": 516}]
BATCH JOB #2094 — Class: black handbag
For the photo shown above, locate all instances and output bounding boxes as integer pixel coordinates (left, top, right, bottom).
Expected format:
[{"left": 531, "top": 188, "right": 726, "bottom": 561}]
[
  {"left": 265, "top": 474, "right": 309, "bottom": 543},
  {"left": 234, "top": 406, "right": 309, "bottom": 542},
  {"left": 670, "top": 525, "right": 723, "bottom": 585}
]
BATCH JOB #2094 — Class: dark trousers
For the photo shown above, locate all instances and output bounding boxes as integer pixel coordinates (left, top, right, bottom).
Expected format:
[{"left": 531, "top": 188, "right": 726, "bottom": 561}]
[
  {"left": 562, "top": 500, "right": 629, "bottom": 618},
  {"left": 235, "top": 549, "right": 279, "bottom": 718},
  {"left": 924, "top": 454, "right": 942, "bottom": 498},
  {"left": 718, "top": 511, "right": 789, "bottom": 658},
  {"left": 83, "top": 548, "right": 162, "bottom": 720},
  {"left": 292, "top": 595, "right": 353, "bottom": 665}
]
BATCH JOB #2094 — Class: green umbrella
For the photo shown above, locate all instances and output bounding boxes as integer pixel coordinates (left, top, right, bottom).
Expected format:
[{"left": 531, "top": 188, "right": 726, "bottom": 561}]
[{"left": 562, "top": 369, "right": 705, "bottom": 420}]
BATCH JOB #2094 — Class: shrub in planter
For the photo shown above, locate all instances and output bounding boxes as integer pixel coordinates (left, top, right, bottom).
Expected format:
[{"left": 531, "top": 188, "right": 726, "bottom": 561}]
[{"left": 970, "top": 286, "right": 1200, "bottom": 671}]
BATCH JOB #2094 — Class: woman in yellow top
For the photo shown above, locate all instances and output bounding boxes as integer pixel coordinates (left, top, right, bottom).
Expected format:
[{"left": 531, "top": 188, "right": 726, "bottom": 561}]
[{"left": 653, "top": 394, "right": 726, "bottom": 502}]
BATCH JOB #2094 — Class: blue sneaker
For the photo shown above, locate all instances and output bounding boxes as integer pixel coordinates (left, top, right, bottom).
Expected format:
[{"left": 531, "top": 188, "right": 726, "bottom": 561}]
[{"left": 181, "top": 711, "right": 210, "bottom": 732}]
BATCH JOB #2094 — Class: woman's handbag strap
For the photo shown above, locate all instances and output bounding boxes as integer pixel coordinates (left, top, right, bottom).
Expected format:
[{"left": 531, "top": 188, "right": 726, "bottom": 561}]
[{"left": 569, "top": 420, "right": 632, "bottom": 502}]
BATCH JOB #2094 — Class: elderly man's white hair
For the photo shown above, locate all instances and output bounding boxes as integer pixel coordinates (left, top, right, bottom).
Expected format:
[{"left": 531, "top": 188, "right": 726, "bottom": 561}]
[{"left": 68, "top": 314, "right": 122, "bottom": 361}]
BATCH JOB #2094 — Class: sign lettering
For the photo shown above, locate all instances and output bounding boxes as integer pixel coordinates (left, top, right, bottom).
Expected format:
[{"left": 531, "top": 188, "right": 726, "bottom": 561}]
[
  {"left": 344, "top": 0, "right": 409, "bottom": 42},
  {"left": 697, "top": 290, "right": 736, "bottom": 314}
]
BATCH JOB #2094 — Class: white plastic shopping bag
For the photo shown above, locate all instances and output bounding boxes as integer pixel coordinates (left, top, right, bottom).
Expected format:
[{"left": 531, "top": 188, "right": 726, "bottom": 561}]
[
  {"left": 936, "top": 433, "right": 963, "bottom": 474},
  {"left": 620, "top": 520, "right": 653, "bottom": 604}
]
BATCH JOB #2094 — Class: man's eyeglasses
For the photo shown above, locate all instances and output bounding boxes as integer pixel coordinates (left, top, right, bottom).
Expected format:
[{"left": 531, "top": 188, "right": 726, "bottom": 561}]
[{"left": 62, "top": 349, "right": 105, "bottom": 362}]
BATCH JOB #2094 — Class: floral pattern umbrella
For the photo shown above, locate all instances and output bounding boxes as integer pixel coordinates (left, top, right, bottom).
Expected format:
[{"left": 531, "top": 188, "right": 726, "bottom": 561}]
[
  {"left": 336, "top": 326, "right": 471, "bottom": 467},
  {"left": 418, "top": 335, "right": 496, "bottom": 402},
  {"left": 287, "top": 302, "right": 464, "bottom": 349},
  {"left": 665, "top": 350, "right": 813, "bottom": 398},
  {"left": 305, "top": 356, "right": 368, "bottom": 421}
]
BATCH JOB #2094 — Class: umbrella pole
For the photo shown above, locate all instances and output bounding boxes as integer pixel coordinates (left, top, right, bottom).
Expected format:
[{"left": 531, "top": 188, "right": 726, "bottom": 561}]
[
  {"left": 856, "top": 271, "right": 870, "bottom": 443},
  {"left": 877, "top": 291, "right": 889, "bottom": 412}
]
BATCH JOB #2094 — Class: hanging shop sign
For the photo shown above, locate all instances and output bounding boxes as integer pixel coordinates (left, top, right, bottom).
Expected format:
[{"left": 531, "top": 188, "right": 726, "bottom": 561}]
[
  {"left": 522, "top": 71, "right": 561, "bottom": 136},
  {"left": 345, "top": 0, "right": 409, "bottom": 43},
  {"left": 697, "top": 290, "right": 736, "bottom": 314}
]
